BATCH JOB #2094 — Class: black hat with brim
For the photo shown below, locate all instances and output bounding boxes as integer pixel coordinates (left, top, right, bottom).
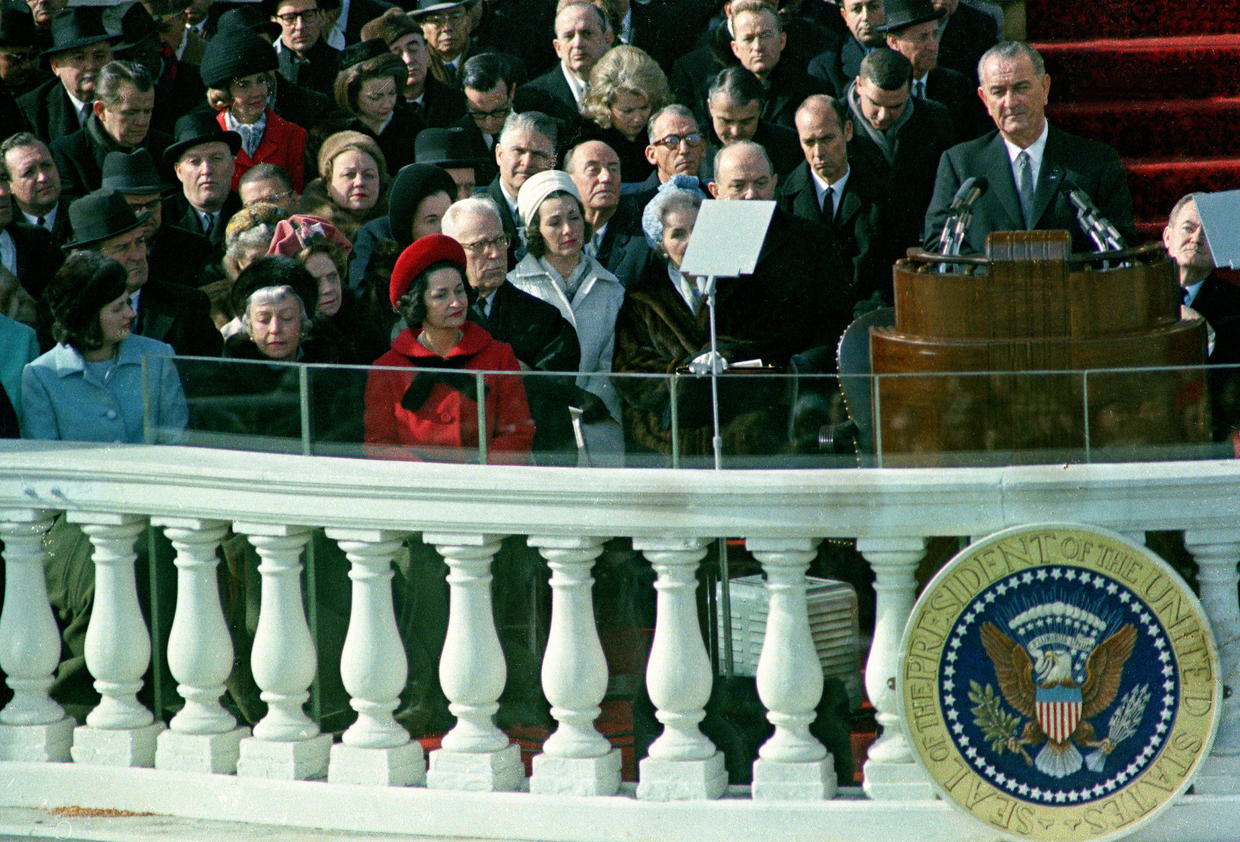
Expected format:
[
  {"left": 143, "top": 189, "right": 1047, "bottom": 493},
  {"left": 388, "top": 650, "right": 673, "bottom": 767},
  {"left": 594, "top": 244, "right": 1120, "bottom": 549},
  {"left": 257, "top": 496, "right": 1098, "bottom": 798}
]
[
  {"left": 414, "top": 127, "right": 486, "bottom": 170},
  {"left": 228, "top": 255, "right": 320, "bottom": 321},
  {"left": 40, "top": 7, "right": 115, "bottom": 58},
  {"left": 408, "top": 0, "right": 469, "bottom": 20},
  {"left": 215, "top": 6, "right": 281, "bottom": 41},
  {"left": 0, "top": 2, "right": 38, "bottom": 49},
  {"left": 200, "top": 28, "right": 279, "bottom": 89},
  {"left": 105, "top": 1, "right": 160, "bottom": 52},
  {"left": 338, "top": 37, "right": 389, "bottom": 71},
  {"left": 66, "top": 189, "right": 152, "bottom": 250},
  {"left": 163, "top": 111, "right": 243, "bottom": 171},
  {"left": 101, "top": 149, "right": 175, "bottom": 196},
  {"left": 875, "top": 0, "right": 946, "bottom": 33}
]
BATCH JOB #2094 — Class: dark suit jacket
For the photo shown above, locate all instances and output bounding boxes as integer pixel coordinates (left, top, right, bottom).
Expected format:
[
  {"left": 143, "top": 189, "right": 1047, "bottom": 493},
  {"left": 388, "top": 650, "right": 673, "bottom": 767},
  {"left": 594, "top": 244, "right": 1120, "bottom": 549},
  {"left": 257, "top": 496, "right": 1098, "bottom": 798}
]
[
  {"left": 416, "top": 74, "right": 467, "bottom": 129},
  {"left": 448, "top": 112, "right": 499, "bottom": 186},
  {"left": 51, "top": 116, "right": 172, "bottom": 199},
  {"left": 937, "top": 2, "right": 1001, "bottom": 83},
  {"left": 702, "top": 120, "right": 804, "bottom": 182},
  {"left": 166, "top": 191, "right": 243, "bottom": 250},
  {"left": 593, "top": 196, "right": 650, "bottom": 290},
  {"left": 1191, "top": 274, "right": 1240, "bottom": 366},
  {"left": 848, "top": 94, "right": 956, "bottom": 254},
  {"left": 153, "top": 57, "right": 206, "bottom": 137},
  {"left": 470, "top": 280, "right": 580, "bottom": 454},
  {"left": 273, "top": 75, "right": 337, "bottom": 132},
  {"left": 9, "top": 220, "right": 63, "bottom": 304},
  {"left": 923, "top": 66, "right": 990, "bottom": 141},
  {"left": 478, "top": 178, "right": 521, "bottom": 269},
  {"left": 921, "top": 124, "right": 1137, "bottom": 256},
  {"left": 778, "top": 159, "right": 893, "bottom": 305},
  {"left": 807, "top": 36, "right": 867, "bottom": 97},
  {"left": 20, "top": 201, "right": 72, "bottom": 249},
  {"left": 514, "top": 66, "right": 586, "bottom": 141},
  {"left": 760, "top": 61, "right": 833, "bottom": 131},
  {"left": 135, "top": 279, "right": 222, "bottom": 358},
  {"left": 669, "top": 40, "right": 733, "bottom": 131},
  {"left": 148, "top": 224, "right": 217, "bottom": 291},
  {"left": 277, "top": 40, "right": 340, "bottom": 98},
  {"left": 17, "top": 78, "right": 84, "bottom": 144}
]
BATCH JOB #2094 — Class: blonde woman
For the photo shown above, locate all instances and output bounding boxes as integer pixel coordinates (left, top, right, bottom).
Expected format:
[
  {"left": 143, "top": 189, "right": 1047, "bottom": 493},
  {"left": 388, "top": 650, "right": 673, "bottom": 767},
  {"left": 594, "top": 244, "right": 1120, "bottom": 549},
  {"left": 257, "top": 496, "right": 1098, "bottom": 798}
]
[{"left": 580, "top": 45, "right": 671, "bottom": 184}]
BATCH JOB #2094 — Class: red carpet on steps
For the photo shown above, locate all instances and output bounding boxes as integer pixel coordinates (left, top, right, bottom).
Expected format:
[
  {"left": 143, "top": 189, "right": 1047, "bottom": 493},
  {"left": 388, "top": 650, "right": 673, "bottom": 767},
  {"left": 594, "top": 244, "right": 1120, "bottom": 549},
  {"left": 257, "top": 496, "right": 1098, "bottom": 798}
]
[{"left": 1030, "top": 14, "right": 1240, "bottom": 243}]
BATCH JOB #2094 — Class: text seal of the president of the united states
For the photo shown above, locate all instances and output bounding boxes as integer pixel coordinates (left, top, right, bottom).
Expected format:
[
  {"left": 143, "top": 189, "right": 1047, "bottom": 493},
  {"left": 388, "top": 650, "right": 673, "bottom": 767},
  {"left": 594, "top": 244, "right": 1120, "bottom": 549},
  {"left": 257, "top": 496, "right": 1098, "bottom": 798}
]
[{"left": 898, "top": 524, "right": 1220, "bottom": 841}]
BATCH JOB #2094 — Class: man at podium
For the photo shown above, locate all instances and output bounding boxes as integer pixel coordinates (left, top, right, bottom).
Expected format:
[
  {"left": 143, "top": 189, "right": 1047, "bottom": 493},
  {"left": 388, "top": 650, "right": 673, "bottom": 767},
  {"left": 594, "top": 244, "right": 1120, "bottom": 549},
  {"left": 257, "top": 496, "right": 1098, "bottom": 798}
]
[{"left": 921, "top": 40, "right": 1137, "bottom": 255}]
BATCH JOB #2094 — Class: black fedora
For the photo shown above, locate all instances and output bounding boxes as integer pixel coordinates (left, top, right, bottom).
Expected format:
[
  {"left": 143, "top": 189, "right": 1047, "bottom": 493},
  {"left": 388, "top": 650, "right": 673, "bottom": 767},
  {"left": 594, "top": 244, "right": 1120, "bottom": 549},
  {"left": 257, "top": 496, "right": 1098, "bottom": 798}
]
[
  {"left": 338, "top": 37, "right": 389, "bottom": 71},
  {"left": 67, "top": 189, "right": 152, "bottom": 250},
  {"left": 163, "top": 112, "right": 242, "bottom": 170},
  {"left": 0, "top": 2, "right": 38, "bottom": 49},
  {"left": 40, "top": 7, "right": 115, "bottom": 58},
  {"left": 215, "top": 5, "right": 281, "bottom": 41},
  {"left": 408, "top": 0, "right": 469, "bottom": 20},
  {"left": 875, "top": 0, "right": 946, "bottom": 33},
  {"left": 104, "top": 1, "right": 160, "bottom": 52},
  {"left": 414, "top": 127, "right": 486, "bottom": 170},
  {"left": 101, "top": 149, "right": 173, "bottom": 196}
]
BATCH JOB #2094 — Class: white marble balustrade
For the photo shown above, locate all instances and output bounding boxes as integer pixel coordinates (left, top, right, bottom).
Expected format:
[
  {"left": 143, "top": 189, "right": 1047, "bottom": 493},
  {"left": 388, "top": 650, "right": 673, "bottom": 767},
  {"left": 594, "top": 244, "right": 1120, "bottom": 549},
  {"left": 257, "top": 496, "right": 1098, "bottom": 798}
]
[{"left": 0, "top": 442, "right": 1237, "bottom": 842}]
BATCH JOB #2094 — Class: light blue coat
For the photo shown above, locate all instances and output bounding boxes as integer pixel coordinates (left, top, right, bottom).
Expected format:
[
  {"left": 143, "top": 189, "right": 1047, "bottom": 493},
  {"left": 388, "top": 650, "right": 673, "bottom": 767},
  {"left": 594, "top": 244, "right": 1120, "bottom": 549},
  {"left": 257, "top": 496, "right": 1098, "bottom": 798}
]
[
  {"left": 0, "top": 314, "right": 38, "bottom": 425},
  {"left": 21, "top": 334, "right": 188, "bottom": 444}
]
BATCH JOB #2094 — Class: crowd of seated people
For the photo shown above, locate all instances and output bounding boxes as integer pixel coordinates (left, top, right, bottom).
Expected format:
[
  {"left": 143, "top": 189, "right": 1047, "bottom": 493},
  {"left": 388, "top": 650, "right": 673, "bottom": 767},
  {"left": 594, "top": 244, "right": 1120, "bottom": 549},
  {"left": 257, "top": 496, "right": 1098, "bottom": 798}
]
[{"left": 2, "top": 0, "right": 1235, "bottom": 467}]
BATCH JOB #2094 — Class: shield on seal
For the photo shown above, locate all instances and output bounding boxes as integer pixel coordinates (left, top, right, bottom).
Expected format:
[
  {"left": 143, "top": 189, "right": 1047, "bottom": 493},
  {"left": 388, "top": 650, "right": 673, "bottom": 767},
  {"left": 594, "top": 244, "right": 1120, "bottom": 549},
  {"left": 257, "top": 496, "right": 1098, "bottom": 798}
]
[{"left": 1036, "top": 685, "right": 1083, "bottom": 744}]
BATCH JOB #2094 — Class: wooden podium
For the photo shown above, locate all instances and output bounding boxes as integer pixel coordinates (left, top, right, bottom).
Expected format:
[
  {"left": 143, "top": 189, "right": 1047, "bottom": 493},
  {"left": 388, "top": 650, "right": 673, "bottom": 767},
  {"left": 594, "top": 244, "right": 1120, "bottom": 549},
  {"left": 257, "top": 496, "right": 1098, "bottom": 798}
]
[{"left": 869, "top": 231, "right": 1210, "bottom": 465}]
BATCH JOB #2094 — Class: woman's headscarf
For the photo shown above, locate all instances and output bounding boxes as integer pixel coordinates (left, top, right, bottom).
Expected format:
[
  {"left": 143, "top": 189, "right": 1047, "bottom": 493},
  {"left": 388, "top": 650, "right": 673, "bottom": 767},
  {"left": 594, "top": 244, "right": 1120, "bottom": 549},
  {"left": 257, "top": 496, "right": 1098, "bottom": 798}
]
[{"left": 387, "top": 163, "right": 458, "bottom": 250}]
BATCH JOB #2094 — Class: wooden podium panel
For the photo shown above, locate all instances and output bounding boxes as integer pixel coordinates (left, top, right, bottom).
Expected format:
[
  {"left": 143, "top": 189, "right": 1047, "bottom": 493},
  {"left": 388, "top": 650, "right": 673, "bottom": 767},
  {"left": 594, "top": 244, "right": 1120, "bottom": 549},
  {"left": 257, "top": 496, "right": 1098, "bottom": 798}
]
[{"left": 870, "top": 233, "right": 1209, "bottom": 465}]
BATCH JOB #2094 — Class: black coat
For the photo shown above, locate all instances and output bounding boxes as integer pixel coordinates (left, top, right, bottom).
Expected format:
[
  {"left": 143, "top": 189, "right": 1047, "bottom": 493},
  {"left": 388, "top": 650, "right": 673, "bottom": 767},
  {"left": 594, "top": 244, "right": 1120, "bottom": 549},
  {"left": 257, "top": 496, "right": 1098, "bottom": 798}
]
[
  {"left": 592, "top": 195, "right": 650, "bottom": 290},
  {"left": 807, "top": 35, "right": 866, "bottom": 97},
  {"left": 148, "top": 224, "right": 218, "bottom": 291},
  {"left": 50, "top": 116, "right": 172, "bottom": 199},
  {"left": 9, "top": 220, "right": 63, "bottom": 306},
  {"left": 166, "top": 191, "right": 242, "bottom": 250},
  {"left": 922, "top": 66, "right": 991, "bottom": 141},
  {"left": 277, "top": 40, "right": 341, "bottom": 99},
  {"left": 469, "top": 281, "right": 580, "bottom": 456},
  {"left": 17, "top": 78, "right": 85, "bottom": 144},
  {"left": 921, "top": 125, "right": 1137, "bottom": 256},
  {"left": 448, "top": 112, "right": 498, "bottom": 186},
  {"left": 414, "top": 75, "right": 467, "bottom": 129},
  {"left": 478, "top": 178, "right": 521, "bottom": 269},
  {"left": 514, "top": 66, "right": 586, "bottom": 145},
  {"left": 273, "top": 74, "right": 338, "bottom": 132},
  {"left": 1191, "top": 274, "right": 1240, "bottom": 366},
  {"left": 341, "top": 0, "right": 397, "bottom": 45},
  {"left": 702, "top": 119, "right": 804, "bottom": 182},
  {"left": 778, "top": 159, "right": 893, "bottom": 306},
  {"left": 759, "top": 61, "right": 833, "bottom": 131},
  {"left": 134, "top": 279, "right": 223, "bottom": 358},
  {"left": 937, "top": 2, "right": 1001, "bottom": 83}
]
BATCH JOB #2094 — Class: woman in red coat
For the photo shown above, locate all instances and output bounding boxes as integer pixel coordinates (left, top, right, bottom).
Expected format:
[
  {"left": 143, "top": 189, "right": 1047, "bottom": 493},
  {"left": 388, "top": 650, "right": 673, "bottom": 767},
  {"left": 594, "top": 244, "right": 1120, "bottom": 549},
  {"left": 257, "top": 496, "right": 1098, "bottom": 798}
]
[
  {"left": 365, "top": 234, "right": 535, "bottom": 463},
  {"left": 200, "top": 28, "right": 308, "bottom": 192}
]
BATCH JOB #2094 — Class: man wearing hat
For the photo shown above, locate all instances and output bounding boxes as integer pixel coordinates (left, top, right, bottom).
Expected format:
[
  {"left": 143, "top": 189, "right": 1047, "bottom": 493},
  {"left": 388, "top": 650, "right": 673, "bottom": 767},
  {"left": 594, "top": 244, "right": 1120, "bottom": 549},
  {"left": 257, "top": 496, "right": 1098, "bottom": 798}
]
[
  {"left": 414, "top": 126, "right": 488, "bottom": 200},
  {"left": 103, "top": 148, "right": 216, "bottom": 289},
  {"left": 50, "top": 59, "right": 172, "bottom": 200},
  {"left": 269, "top": 0, "right": 340, "bottom": 98},
  {"left": 808, "top": 0, "right": 885, "bottom": 96},
  {"left": 62, "top": 188, "right": 221, "bottom": 357},
  {"left": 0, "top": 131, "right": 69, "bottom": 246},
  {"left": 361, "top": 7, "right": 465, "bottom": 129},
  {"left": 200, "top": 27, "right": 307, "bottom": 192},
  {"left": 0, "top": 1, "right": 48, "bottom": 97},
  {"left": 163, "top": 111, "right": 242, "bottom": 250},
  {"left": 879, "top": 0, "right": 987, "bottom": 140},
  {"left": 131, "top": 0, "right": 207, "bottom": 135},
  {"left": 409, "top": 0, "right": 476, "bottom": 88},
  {"left": 17, "top": 6, "right": 115, "bottom": 142}
]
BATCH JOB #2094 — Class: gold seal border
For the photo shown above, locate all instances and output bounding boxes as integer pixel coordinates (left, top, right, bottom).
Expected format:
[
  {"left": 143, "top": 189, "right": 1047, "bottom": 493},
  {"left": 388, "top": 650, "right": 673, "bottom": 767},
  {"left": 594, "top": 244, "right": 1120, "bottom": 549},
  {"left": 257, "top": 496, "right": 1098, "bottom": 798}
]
[{"left": 898, "top": 524, "right": 1221, "bottom": 842}]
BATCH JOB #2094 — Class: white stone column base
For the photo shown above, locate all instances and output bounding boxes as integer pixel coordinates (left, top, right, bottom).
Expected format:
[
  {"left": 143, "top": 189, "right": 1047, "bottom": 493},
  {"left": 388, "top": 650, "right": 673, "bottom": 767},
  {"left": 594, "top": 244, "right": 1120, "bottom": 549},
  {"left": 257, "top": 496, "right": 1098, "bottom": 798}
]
[
  {"left": 752, "top": 757, "right": 837, "bottom": 800},
  {"left": 1192, "top": 754, "right": 1240, "bottom": 794},
  {"left": 529, "top": 749, "right": 622, "bottom": 796},
  {"left": 154, "top": 727, "right": 249, "bottom": 774},
  {"left": 70, "top": 722, "right": 165, "bottom": 767},
  {"left": 0, "top": 718, "right": 75, "bottom": 762},
  {"left": 862, "top": 759, "right": 937, "bottom": 800},
  {"left": 636, "top": 752, "right": 727, "bottom": 801},
  {"left": 328, "top": 741, "right": 425, "bottom": 787},
  {"left": 236, "top": 733, "right": 332, "bottom": 780},
  {"left": 426, "top": 743, "right": 524, "bottom": 791}
]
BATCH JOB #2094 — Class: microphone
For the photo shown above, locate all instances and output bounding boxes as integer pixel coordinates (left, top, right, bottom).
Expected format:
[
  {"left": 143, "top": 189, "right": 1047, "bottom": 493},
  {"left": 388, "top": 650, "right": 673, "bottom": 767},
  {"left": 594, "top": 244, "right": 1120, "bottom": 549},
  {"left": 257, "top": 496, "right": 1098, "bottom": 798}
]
[
  {"left": 1060, "top": 171, "right": 1127, "bottom": 251},
  {"left": 938, "top": 177, "right": 980, "bottom": 254},
  {"left": 947, "top": 177, "right": 989, "bottom": 256}
]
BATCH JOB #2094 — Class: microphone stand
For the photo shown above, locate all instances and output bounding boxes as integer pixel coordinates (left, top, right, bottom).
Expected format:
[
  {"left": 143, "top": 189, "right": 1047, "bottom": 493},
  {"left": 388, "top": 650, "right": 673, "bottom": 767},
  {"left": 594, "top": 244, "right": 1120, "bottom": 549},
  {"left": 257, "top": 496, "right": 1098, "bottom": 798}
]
[{"left": 703, "top": 273, "right": 723, "bottom": 471}]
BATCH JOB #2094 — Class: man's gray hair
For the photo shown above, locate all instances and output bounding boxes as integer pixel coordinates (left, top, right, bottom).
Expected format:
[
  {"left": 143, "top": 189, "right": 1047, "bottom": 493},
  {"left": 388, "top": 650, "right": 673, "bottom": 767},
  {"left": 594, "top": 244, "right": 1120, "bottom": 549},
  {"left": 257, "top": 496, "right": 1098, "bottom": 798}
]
[
  {"left": 96, "top": 60, "right": 155, "bottom": 107},
  {"left": 978, "top": 40, "right": 1046, "bottom": 83},
  {"left": 442, "top": 195, "right": 504, "bottom": 239},
  {"left": 647, "top": 103, "right": 698, "bottom": 138},
  {"left": 1167, "top": 193, "right": 1202, "bottom": 229},
  {"left": 498, "top": 110, "right": 558, "bottom": 149}
]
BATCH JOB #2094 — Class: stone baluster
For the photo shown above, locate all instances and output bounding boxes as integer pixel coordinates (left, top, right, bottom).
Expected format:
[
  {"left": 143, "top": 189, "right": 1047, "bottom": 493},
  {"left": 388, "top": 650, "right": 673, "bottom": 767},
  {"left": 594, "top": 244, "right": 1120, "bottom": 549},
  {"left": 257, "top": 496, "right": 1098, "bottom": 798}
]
[
  {"left": 634, "top": 537, "right": 726, "bottom": 801},
  {"left": 325, "top": 528, "right": 423, "bottom": 786},
  {"left": 856, "top": 536, "right": 934, "bottom": 799},
  {"left": 68, "top": 512, "right": 164, "bottom": 767},
  {"left": 423, "top": 533, "right": 523, "bottom": 791},
  {"left": 152, "top": 518, "right": 249, "bottom": 773},
  {"left": 1184, "top": 528, "right": 1240, "bottom": 794},
  {"left": 234, "top": 523, "right": 331, "bottom": 780},
  {"left": 0, "top": 509, "right": 74, "bottom": 761},
  {"left": 527, "top": 536, "right": 620, "bottom": 796},
  {"left": 746, "top": 537, "right": 835, "bottom": 799}
]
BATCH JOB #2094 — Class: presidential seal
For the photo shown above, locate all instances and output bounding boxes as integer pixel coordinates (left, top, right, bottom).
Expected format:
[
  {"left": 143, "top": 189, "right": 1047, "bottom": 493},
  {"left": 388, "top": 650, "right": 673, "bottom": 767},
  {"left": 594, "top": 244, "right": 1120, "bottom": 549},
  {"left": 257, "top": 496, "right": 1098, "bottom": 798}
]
[{"left": 899, "top": 524, "right": 1220, "bottom": 841}]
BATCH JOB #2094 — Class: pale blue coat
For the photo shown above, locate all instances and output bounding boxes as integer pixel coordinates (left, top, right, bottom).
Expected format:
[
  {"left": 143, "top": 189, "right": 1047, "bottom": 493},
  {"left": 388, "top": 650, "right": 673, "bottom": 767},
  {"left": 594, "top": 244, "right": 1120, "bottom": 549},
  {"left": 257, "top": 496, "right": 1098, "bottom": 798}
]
[{"left": 21, "top": 334, "right": 188, "bottom": 444}]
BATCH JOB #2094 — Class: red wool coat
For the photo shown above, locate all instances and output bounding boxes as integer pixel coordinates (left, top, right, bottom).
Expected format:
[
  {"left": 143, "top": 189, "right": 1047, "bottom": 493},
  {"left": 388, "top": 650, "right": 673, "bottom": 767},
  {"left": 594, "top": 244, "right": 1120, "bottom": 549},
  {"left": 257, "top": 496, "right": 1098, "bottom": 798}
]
[
  {"left": 364, "top": 321, "right": 535, "bottom": 463},
  {"left": 218, "top": 108, "right": 308, "bottom": 193}
]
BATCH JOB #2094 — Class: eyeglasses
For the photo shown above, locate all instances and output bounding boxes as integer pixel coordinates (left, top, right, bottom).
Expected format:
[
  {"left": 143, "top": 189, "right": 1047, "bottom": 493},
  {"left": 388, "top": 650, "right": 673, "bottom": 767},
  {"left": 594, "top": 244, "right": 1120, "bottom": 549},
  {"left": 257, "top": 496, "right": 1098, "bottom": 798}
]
[
  {"left": 423, "top": 8, "right": 466, "bottom": 26},
  {"left": 467, "top": 104, "right": 510, "bottom": 121},
  {"left": 458, "top": 234, "right": 509, "bottom": 254},
  {"left": 651, "top": 132, "right": 704, "bottom": 150},
  {"left": 274, "top": 8, "right": 319, "bottom": 26}
]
